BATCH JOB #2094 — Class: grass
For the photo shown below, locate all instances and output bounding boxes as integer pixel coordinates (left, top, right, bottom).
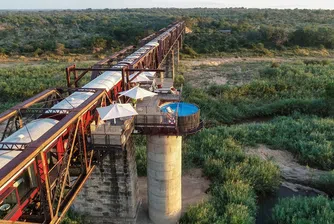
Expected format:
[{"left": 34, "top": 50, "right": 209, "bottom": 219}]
[
  {"left": 0, "top": 61, "right": 93, "bottom": 113},
  {"left": 181, "top": 59, "right": 334, "bottom": 223},
  {"left": 183, "top": 61, "right": 333, "bottom": 125},
  {"left": 180, "top": 123, "right": 281, "bottom": 223},
  {"left": 272, "top": 196, "right": 334, "bottom": 224},
  {"left": 208, "top": 115, "right": 334, "bottom": 170}
]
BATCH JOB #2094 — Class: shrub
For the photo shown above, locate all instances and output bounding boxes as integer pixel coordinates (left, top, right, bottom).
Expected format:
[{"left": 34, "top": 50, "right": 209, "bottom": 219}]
[
  {"left": 135, "top": 145, "right": 147, "bottom": 176},
  {"left": 222, "top": 203, "right": 255, "bottom": 224},
  {"left": 61, "top": 209, "right": 86, "bottom": 224},
  {"left": 271, "top": 61, "right": 280, "bottom": 68},
  {"left": 211, "top": 180, "right": 256, "bottom": 216},
  {"left": 326, "top": 82, "right": 334, "bottom": 116},
  {"left": 174, "top": 75, "right": 185, "bottom": 88},
  {"left": 272, "top": 196, "right": 334, "bottom": 224},
  {"left": 133, "top": 136, "right": 147, "bottom": 176},
  {"left": 314, "top": 172, "right": 334, "bottom": 196},
  {"left": 179, "top": 202, "right": 218, "bottom": 224},
  {"left": 182, "top": 45, "right": 198, "bottom": 58}
]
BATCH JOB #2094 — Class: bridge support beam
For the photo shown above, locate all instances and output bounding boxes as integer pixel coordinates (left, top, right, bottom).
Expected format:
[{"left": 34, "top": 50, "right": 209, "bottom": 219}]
[
  {"left": 174, "top": 42, "right": 180, "bottom": 73},
  {"left": 146, "top": 135, "right": 182, "bottom": 224},
  {"left": 73, "top": 137, "right": 139, "bottom": 224},
  {"left": 165, "top": 51, "right": 175, "bottom": 80}
]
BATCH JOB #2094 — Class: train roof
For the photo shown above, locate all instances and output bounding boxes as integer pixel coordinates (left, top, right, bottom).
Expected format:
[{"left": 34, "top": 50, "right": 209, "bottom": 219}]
[
  {"left": 0, "top": 118, "right": 58, "bottom": 169},
  {"left": 50, "top": 71, "right": 122, "bottom": 111}
]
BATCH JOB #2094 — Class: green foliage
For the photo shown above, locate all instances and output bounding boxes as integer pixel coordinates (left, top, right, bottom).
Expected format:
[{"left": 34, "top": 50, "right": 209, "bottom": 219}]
[
  {"left": 196, "top": 115, "right": 334, "bottom": 170},
  {"left": 182, "top": 45, "right": 198, "bottom": 58},
  {"left": 133, "top": 135, "right": 147, "bottom": 176},
  {"left": 315, "top": 171, "right": 334, "bottom": 196},
  {"left": 0, "top": 9, "right": 173, "bottom": 55},
  {"left": 212, "top": 180, "right": 256, "bottom": 216},
  {"left": 1, "top": 9, "right": 334, "bottom": 56},
  {"left": 326, "top": 82, "right": 334, "bottom": 116},
  {"left": 184, "top": 62, "right": 333, "bottom": 124},
  {"left": 0, "top": 62, "right": 91, "bottom": 108},
  {"left": 180, "top": 202, "right": 218, "bottom": 224},
  {"left": 174, "top": 75, "right": 185, "bottom": 88},
  {"left": 326, "top": 82, "right": 334, "bottom": 99},
  {"left": 135, "top": 145, "right": 147, "bottom": 176},
  {"left": 182, "top": 121, "right": 280, "bottom": 223},
  {"left": 61, "top": 209, "right": 86, "bottom": 224},
  {"left": 303, "top": 59, "right": 331, "bottom": 66},
  {"left": 272, "top": 196, "right": 334, "bottom": 224}
]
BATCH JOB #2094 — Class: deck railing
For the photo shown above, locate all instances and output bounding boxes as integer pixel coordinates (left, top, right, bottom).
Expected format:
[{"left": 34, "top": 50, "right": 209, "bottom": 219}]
[{"left": 134, "top": 113, "right": 177, "bottom": 128}]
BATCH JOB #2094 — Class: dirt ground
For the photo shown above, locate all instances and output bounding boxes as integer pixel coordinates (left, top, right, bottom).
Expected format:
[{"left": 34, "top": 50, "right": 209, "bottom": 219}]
[{"left": 136, "top": 168, "right": 211, "bottom": 224}]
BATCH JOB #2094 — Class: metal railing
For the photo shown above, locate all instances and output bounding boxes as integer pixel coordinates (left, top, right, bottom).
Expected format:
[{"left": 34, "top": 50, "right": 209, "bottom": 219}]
[{"left": 134, "top": 113, "right": 177, "bottom": 128}]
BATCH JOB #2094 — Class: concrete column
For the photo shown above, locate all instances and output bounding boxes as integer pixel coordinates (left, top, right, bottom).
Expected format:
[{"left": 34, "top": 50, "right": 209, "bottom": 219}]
[
  {"left": 146, "top": 135, "right": 182, "bottom": 224},
  {"left": 73, "top": 137, "right": 139, "bottom": 224}
]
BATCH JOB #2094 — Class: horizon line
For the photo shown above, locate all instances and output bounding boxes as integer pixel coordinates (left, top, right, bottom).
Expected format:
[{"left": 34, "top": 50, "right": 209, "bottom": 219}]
[{"left": 0, "top": 7, "right": 334, "bottom": 10}]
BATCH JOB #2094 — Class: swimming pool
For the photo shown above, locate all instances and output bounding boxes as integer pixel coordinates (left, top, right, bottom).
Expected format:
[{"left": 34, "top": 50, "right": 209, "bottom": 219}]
[{"left": 160, "top": 102, "right": 199, "bottom": 117}]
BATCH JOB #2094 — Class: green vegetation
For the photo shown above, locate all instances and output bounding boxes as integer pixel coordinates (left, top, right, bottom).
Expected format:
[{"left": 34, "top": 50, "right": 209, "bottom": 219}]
[
  {"left": 181, "top": 60, "right": 334, "bottom": 222},
  {"left": 0, "top": 62, "right": 91, "bottom": 112},
  {"left": 180, "top": 122, "right": 281, "bottom": 223},
  {"left": 1, "top": 9, "right": 334, "bottom": 57},
  {"left": 184, "top": 61, "right": 333, "bottom": 125},
  {"left": 1, "top": 8, "right": 333, "bottom": 224},
  {"left": 272, "top": 196, "right": 334, "bottom": 224},
  {"left": 61, "top": 208, "right": 86, "bottom": 224}
]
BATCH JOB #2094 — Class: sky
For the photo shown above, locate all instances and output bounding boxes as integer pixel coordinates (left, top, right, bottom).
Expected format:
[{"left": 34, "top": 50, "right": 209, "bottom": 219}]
[{"left": 1, "top": 0, "right": 334, "bottom": 10}]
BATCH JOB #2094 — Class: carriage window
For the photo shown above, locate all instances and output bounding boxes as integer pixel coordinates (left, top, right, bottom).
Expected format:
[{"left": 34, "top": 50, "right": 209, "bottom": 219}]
[
  {"left": 0, "top": 190, "right": 17, "bottom": 219},
  {"left": 15, "top": 164, "right": 37, "bottom": 202}
]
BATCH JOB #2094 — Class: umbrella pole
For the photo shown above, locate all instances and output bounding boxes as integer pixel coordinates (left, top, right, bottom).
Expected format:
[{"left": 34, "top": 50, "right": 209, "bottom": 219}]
[{"left": 114, "top": 118, "right": 116, "bottom": 124}]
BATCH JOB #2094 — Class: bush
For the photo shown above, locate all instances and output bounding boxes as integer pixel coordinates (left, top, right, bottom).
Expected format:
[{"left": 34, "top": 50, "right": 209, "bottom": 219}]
[
  {"left": 211, "top": 180, "right": 256, "bottom": 216},
  {"left": 174, "top": 75, "right": 185, "bottom": 88},
  {"left": 222, "top": 203, "right": 255, "bottom": 224},
  {"left": 314, "top": 172, "right": 334, "bottom": 196},
  {"left": 135, "top": 145, "right": 147, "bottom": 176},
  {"left": 179, "top": 202, "right": 218, "bottom": 224},
  {"left": 326, "top": 82, "right": 334, "bottom": 116},
  {"left": 182, "top": 45, "right": 198, "bottom": 57},
  {"left": 304, "top": 59, "right": 331, "bottom": 66},
  {"left": 61, "top": 209, "right": 86, "bottom": 224},
  {"left": 133, "top": 136, "right": 147, "bottom": 176},
  {"left": 272, "top": 196, "right": 334, "bottom": 224}
]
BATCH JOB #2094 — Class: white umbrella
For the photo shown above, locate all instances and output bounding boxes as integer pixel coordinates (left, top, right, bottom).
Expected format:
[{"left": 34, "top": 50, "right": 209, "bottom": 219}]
[
  {"left": 119, "top": 86, "right": 157, "bottom": 100},
  {"left": 129, "top": 73, "right": 150, "bottom": 83},
  {"left": 97, "top": 103, "right": 138, "bottom": 123},
  {"left": 132, "top": 71, "right": 156, "bottom": 78}
]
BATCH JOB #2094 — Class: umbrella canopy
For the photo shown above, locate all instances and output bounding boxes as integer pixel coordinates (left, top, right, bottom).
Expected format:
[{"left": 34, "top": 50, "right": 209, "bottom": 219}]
[
  {"left": 129, "top": 73, "right": 150, "bottom": 83},
  {"left": 119, "top": 86, "right": 157, "bottom": 100},
  {"left": 132, "top": 71, "right": 156, "bottom": 78},
  {"left": 97, "top": 103, "right": 138, "bottom": 121}
]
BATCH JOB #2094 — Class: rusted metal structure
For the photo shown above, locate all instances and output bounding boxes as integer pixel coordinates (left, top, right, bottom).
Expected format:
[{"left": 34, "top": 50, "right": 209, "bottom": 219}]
[{"left": 0, "top": 21, "right": 186, "bottom": 224}]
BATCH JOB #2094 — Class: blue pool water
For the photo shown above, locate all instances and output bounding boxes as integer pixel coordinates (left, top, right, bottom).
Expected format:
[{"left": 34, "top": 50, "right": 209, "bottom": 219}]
[{"left": 161, "top": 102, "right": 199, "bottom": 117}]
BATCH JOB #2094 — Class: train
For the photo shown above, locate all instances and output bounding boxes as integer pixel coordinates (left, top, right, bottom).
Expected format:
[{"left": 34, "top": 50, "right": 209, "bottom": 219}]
[{"left": 0, "top": 22, "right": 183, "bottom": 222}]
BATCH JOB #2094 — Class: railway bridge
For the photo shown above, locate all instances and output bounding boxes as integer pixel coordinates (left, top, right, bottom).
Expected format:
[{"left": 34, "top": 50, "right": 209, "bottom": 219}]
[{"left": 0, "top": 22, "right": 203, "bottom": 224}]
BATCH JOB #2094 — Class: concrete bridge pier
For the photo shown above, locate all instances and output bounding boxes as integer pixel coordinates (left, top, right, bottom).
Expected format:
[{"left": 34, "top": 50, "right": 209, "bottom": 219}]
[
  {"left": 147, "top": 135, "right": 182, "bottom": 224},
  {"left": 73, "top": 137, "right": 139, "bottom": 224}
]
